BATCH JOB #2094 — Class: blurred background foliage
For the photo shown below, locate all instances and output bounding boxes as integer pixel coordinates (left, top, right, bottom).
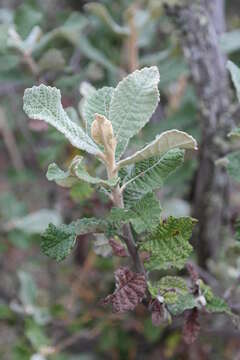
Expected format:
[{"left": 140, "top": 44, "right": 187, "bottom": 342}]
[{"left": 1, "top": 0, "right": 240, "bottom": 359}]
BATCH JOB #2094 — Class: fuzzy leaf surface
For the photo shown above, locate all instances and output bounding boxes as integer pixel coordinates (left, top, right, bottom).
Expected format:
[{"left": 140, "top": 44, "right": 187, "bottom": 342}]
[
  {"left": 109, "top": 66, "right": 160, "bottom": 158},
  {"left": 23, "top": 84, "right": 101, "bottom": 156},
  {"left": 103, "top": 267, "right": 146, "bottom": 312},
  {"left": 41, "top": 218, "right": 105, "bottom": 261},
  {"left": 129, "top": 193, "right": 161, "bottom": 233},
  {"left": 107, "top": 193, "right": 161, "bottom": 234},
  {"left": 82, "top": 86, "right": 114, "bottom": 134},
  {"left": 41, "top": 223, "right": 76, "bottom": 262},
  {"left": 117, "top": 130, "right": 197, "bottom": 168},
  {"left": 140, "top": 216, "right": 196, "bottom": 271},
  {"left": 199, "top": 281, "right": 232, "bottom": 315},
  {"left": 47, "top": 156, "right": 118, "bottom": 188},
  {"left": 123, "top": 149, "right": 184, "bottom": 206},
  {"left": 148, "top": 276, "right": 189, "bottom": 304}
]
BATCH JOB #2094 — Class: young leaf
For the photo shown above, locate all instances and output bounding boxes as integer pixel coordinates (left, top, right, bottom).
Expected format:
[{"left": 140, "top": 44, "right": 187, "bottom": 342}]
[
  {"left": 148, "top": 276, "right": 190, "bottom": 305},
  {"left": 47, "top": 156, "right": 118, "bottom": 188},
  {"left": 82, "top": 87, "right": 114, "bottom": 134},
  {"left": 140, "top": 217, "right": 196, "bottom": 271},
  {"left": 117, "top": 130, "right": 197, "bottom": 168},
  {"left": 23, "top": 84, "right": 102, "bottom": 156},
  {"left": 109, "top": 67, "right": 160, "bottom": 158},
  {"left": 199, "top": 281, "right": 232, "bottom": 315},
  {"left": 123, "top": 149, "right": 185, "bottom": 206},
  {"left": 227, "top": 60, "right": 240, "bottom": 102},
  {"left": 103, "top": 267, "right": 146, "bottom": 313},
  {"left": 46, "top": 163, "right": 77, "bottom": 188}
]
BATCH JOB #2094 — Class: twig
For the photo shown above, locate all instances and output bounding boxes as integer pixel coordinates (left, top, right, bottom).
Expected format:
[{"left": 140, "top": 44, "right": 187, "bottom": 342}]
[
  {"left": 95, "top": 114, "right": 145, "bottom": 274},
  {"left": 0, "top": 106, "right": 25, "bottom": 171},
  {"left": 126, "top": 4, "right": 139, "bottom": 72},
  {"left": 40, "top": 328, "right": 100, "bottom": 356}
]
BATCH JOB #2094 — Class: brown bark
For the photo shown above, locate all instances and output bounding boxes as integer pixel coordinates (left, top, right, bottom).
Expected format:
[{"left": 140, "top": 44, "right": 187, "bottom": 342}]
[{"left": 165, "top": 1, "right": 234, "bottom": 268}]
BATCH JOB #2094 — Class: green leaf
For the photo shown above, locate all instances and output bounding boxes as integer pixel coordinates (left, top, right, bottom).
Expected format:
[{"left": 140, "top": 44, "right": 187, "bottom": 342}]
[
  {"left": 130, "top": 193, "right": 161, "bottom": 233},
  {"left": 47, "top": 155, "right": 118, "bottom": 188},
  {"left": 85, "top": 3, "right": 129, "bottom": 36},
  {"left": 123, "top": 149, "right": 185, "bottom": 206},
  {"left": 82, "top": 87, "right": 114, "bottom": 134},
  {"left": 227, "top": 60, "right": 240, "bottom": 102},
  {"left": 220, "top": 30, "right": 240, "bottom": 54},
  {"left": 0, "top": 24, "right": 9, "bottom": 53},
  {"left": 199, "top": 281, "right": 232, "bottom": 315},
  {"left": 38, "top": 48, "right": 65, "bottom": 72},
  {"left": 148, "top": 276, "right": 189, "bottom": 304},
  {"left": 46, "top": 163, "right": 77, "bottom": 188},
  {"left": 148, "top": 276, "right": 197, "bottom": 316},
  {"left": 109, "top": 66, "right": 160, "bottom": 158},
  {"left": 41, "top": 218, "right": 105, "bottom": 261},
  {"left": 140, "top": 216, "right": 196, "bottom": 271},
  {"left": 25, "top": 320, "right": 50, "bottom": 351},
  {"left": 23, "top": 84, "right": 102, "bottom": 156},
  {"left": 107, "top": 193, "right": 161, "bottom": 234},
  {"left": 18, "top": 271, "right": 37, "bottom": 307},
  {"left": 7, "top": 209, "right": 62, "bottom": 234},
  {"left": 41, "top": 223, "right": 76, "bottom": 262},
  {"left": 168, "top": 294, "right": 196, "bottom": 316},
  {"left": 117, "top": 130, "right": 197, "bottom": 168},
  {"left": 79, "top": 81, "right": 96, "bottom": 98},
  {"left": 15, "top": 3, "right": 43, "bottom": 39},
  {"left": 65, "top": 107, "right": 82, "bottom": 126},
  {"left": 0, "top": 54, "right": 19, "bottom": 72},
  {"left": 227, "top": 151, "right": 240, "bottom": 182},
  {"left": 228, "top": 127, "right": 240, "bottom": 139}
]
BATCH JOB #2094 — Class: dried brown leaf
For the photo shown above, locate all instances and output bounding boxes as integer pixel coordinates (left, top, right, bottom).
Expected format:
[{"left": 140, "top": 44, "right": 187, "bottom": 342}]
[
  {"left": 103, "top": 266, "right": 146, "bottom": 313},
  {"left": 183, "top": 308, "right": 200, "bottom": 344},
  {"left": 109, "top": 238, "right": 128, "bottom": 257},
  {"left": 150, "top": 299, "right": 170, "bottom": 327}
]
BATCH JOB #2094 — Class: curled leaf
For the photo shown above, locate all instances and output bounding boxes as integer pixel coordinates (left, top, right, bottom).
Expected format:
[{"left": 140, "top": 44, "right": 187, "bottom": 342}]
[
  {"left": 103, "top": 267, "right": 146, "bottom": 312},
  {"left": 47, "top": 155, "right": 118, "bottom": 188},
  {"left": 150, "top": 299, "right": 171, "bottom": 327},
  {"left": 91, "top": 113, "right": 116, "bottom": 153},
  {"left": 117, "top": 130, "right": 197, "bottom": 169}
]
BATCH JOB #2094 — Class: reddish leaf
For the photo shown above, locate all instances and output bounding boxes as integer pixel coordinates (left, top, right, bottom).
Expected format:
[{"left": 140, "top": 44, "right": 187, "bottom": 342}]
[
  {"left": 150, "top": 299, "right": 170, "bottom": 326},
  {"left": 186, "top": 262, "right": 200, "bottom": 295},
  {"left": 103, "top": 266, "right": 146, "bottom": 313},
  {"left": 186, "top": 262, "right": 199, "bottom": 284},
  {"left": 183, "top": 308, "right": 200, "bottom": 344},
  {"left": 109, "top": 238, "right": 128, "bottom": 257}
]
